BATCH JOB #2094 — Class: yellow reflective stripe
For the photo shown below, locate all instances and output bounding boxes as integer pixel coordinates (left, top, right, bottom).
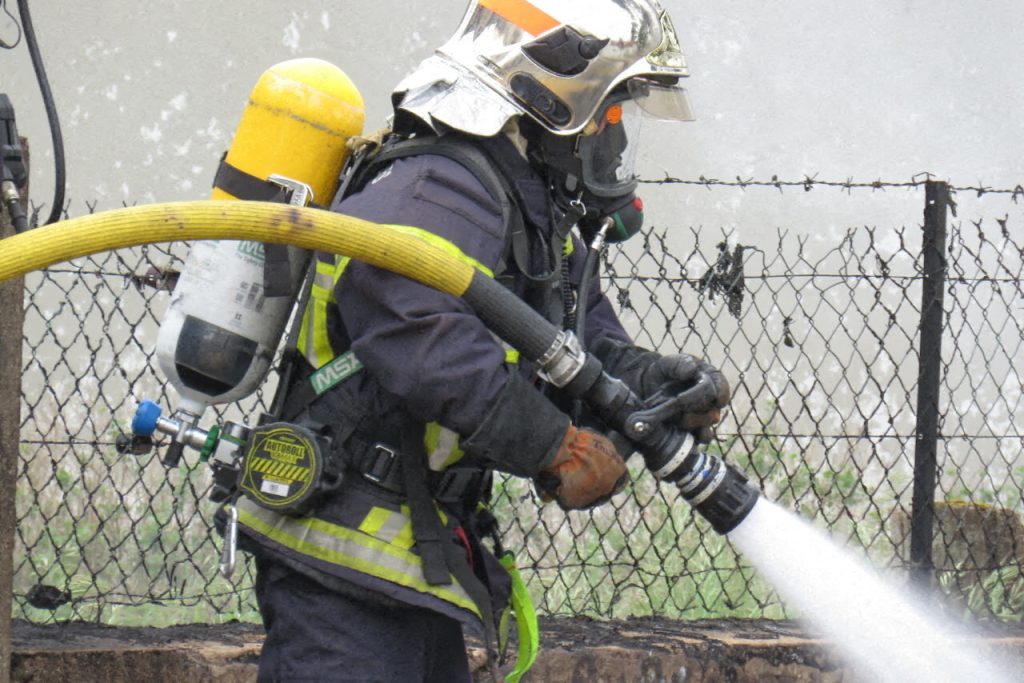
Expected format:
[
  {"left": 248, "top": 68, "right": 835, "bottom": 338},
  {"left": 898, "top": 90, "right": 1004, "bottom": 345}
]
[
  {"left": 357, "top": 507, "right": 392, "bottom": 537},
  {"left": 300, "top": 298, "right": 336, "bottom": 369},
  {"left": 425, "top": 422, "right": 464, "bottom": 470},
  {"left": 312, "top": 259, "right": 339, "bottom": 303},
  {"left": 299, "top": 255, "right": 352, "bottom": 368},
  {"left": 492, "top": 337, "right": 520, "bottom": 366},
  {"left": 237, "top": 501, "right": 481, "bottom": 617},
  {"left": 331, "top": 256, "right": 351, "bottom": 285},
  {"left": 358, "top": 506, "right": 415, "bottom": 550},
  {"left": 383, "top": 224, "right": 494, "bottom": 278},
  {"left": 390, "top": 519, "right": 415, "bottom": 550},
  {"left": 563, "top": 235, "right": 574, "bottom": 256}
]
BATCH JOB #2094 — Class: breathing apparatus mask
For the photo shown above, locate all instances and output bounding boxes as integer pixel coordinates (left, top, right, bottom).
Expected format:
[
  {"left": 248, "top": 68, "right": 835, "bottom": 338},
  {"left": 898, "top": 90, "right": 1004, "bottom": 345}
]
[{"left": 525, "top": 77, "right": 693, "bottom": 244}]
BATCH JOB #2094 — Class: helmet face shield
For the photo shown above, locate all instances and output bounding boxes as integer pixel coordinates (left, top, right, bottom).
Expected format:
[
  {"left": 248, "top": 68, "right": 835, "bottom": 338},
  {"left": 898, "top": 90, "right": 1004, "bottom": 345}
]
[{"left": 628, "top": 77, "right": 695, "bottom": 122}]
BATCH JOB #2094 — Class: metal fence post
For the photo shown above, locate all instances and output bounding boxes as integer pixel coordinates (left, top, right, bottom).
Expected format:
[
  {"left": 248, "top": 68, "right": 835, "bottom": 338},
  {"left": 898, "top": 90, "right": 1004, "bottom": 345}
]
[
  {"left": 0, "top": 139, "right": 27, "bottom": 683},
  {"left": 909, "top": 179, "right": 950, "bottom": 590}
]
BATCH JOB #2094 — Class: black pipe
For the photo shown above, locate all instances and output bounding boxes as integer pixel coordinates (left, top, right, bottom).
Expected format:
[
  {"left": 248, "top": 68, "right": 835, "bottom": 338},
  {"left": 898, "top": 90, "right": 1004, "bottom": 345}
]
[
  {"left": 17, "top": 0, "right": 65, "bottom": 225},
  {"left": 463, "top": 272, "right": 562, "bottom": 361},
  {"left": 0, "top": 93, "right": 28, "bottom": 232}
]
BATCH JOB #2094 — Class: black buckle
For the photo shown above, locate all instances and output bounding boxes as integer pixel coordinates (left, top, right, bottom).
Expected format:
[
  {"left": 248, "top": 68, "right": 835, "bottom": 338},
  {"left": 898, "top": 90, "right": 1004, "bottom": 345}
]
[
  {"left": 364, "top": 444, "right": 397, "bottom": 484},
  {"left": 433, "top": 468, "right": 484, "bottom": 504}
]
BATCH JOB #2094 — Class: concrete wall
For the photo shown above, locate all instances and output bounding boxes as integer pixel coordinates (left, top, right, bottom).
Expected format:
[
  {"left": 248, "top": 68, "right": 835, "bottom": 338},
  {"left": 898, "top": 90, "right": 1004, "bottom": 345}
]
[{"left": 3, "top": 0, "right": 1022, "bottom": 238}]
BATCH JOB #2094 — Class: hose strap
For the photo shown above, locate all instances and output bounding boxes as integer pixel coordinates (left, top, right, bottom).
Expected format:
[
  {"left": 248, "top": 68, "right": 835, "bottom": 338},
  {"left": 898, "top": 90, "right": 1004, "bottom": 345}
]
[{"left": 498, "top": 552, "right": 540, "bottom": 683}]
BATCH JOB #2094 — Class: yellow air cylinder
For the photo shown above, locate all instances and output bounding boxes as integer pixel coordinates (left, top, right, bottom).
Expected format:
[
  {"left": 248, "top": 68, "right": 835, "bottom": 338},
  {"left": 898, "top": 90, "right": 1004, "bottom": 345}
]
[
  {"left": 156, "top": 60, "right": 365, "bottom": 418},
  {"left": 212, "top": 57, "right": 365, "bottom": 204}
]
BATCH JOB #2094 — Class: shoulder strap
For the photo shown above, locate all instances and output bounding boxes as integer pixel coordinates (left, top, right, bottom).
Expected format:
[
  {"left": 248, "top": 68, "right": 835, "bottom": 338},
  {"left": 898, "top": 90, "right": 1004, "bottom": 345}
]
[
  {"left": 278, "top": 136, "right": 525, "bottom": 421},
  {"left": 350, "top": 134, "right": 532, "bottom": 286},
  {"left": 212, "top": 154, "right": 315, "bottom": 298},
  {"left": 359, "top": 136, "right": 514, "bottom": 221}
]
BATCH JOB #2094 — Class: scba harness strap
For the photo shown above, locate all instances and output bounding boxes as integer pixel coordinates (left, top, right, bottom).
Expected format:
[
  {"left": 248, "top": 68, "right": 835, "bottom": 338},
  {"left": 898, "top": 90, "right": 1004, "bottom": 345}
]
[
  {"left": 345, "top": 131, "right": 573, "bottom": 297},
  {"left": 282, "top": 131, "right": 576, "bottom": 420},
  {"left": 211, "top": 154, "right": 323, "bottom": 298}
]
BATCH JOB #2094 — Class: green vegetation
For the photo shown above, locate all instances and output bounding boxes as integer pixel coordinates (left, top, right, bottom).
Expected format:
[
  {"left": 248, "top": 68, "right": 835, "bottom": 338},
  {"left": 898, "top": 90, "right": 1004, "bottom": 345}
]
[{"left": 16, "top": 405, "right": 1023, "bottom": 626}]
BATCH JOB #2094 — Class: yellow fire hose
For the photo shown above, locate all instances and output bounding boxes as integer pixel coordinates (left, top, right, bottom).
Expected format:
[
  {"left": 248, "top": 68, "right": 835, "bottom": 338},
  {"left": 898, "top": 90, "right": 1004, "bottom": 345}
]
[
  {"left": 0, "top": 201, "right": 477, "bottom": 296},
  {"left": 0, "top": 200, "right": 565, "bottom": 364}
]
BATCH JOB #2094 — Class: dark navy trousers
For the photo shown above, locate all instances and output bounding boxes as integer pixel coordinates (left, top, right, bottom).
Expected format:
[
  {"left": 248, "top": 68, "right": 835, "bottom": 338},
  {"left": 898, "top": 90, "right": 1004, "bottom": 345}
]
[{"left": 254, "top": 557, "right": 473, "bottom": 682}]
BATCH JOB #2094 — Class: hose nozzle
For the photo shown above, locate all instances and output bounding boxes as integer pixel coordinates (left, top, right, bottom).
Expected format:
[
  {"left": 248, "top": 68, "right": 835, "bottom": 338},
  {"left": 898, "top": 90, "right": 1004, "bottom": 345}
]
[
  {"left": 641, "top": 429, "right": 758, "bottom": 535},
  {"left": 672, "top": 450, "right": 759, "bottom": 535},
  {"left": 575, "top": 370, "right": 760, "bottom": 535},
  {"left": 647, "top": 433, "right": 758, "bottom": 534}
]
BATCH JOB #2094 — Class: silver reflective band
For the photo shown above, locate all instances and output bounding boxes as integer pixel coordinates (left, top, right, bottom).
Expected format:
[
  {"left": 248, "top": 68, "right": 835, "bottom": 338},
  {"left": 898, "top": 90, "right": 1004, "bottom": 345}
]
[
  {"left": 536, "top": 330, "right": 586, "bottom": 387},
  {"left": 686, "top": 465, "right": 727, "bottom": 506},
  {"left": 654, "top": 432, "right": 696, "bottom": 480},
  {"left": 677, "top": 453, "right": 712, "bottom": 495},
  {"left": 268, "top": 174, "right": 314, "bottom": 207}
]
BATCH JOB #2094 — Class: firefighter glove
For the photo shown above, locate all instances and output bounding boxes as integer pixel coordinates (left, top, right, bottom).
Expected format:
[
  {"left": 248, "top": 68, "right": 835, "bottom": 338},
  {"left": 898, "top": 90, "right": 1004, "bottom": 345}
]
[
  {"left": 536, "top": 425, "right": 628, "bottom": 510},
  {"left": 591, "top": 338, "right": 731, "bottom": 443}
]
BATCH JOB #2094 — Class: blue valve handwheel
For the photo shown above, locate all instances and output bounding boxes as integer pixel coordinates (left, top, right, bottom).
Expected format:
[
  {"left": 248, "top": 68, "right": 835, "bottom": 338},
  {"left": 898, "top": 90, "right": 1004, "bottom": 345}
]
[{"left": 131, "top": 400, "right": 162, "bottom": 437}]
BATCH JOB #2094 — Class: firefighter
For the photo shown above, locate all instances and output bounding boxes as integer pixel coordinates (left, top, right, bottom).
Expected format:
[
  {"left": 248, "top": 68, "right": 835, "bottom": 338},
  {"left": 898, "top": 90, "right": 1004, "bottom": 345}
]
[{"left": 234, "top": 1, "right": 730, "bottom": 680}]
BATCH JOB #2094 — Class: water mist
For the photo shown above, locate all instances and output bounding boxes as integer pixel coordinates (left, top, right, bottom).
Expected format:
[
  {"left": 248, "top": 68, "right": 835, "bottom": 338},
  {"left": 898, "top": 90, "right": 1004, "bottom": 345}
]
[{"left": 729, "top": 498, "right": 1017, "bottom": 683}]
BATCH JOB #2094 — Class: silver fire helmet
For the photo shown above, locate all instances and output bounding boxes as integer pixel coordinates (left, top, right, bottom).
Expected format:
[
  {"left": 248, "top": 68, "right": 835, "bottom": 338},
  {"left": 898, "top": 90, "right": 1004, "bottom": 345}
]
[{"left": 392, "top": 0, "right": 695, "bottom": 137}]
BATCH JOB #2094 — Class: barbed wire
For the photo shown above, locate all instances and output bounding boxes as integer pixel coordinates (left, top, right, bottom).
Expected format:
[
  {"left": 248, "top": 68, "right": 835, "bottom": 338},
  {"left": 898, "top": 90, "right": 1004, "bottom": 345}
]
[{"left": 638, "top": 174, "right": 1024, "bottom": 200}]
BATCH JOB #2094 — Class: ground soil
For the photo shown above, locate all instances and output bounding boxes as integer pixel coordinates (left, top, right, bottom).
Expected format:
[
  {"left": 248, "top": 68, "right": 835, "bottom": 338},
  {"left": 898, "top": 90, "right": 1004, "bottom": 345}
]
[{"left": 11, "top": 617, "right": 1024, "bottom": 682}]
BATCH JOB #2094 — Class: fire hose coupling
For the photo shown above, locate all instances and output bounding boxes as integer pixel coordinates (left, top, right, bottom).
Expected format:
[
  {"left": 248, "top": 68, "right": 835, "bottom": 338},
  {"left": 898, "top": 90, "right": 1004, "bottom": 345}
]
[{"left": 536, "top": 330, "right": 587, "bottom": 387}]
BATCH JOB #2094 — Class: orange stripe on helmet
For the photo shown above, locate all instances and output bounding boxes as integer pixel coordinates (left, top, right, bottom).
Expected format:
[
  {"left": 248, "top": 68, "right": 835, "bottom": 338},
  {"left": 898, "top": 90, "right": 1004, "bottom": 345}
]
[{"left": 478, "top": 0, "right": 559, "bottom": 36}]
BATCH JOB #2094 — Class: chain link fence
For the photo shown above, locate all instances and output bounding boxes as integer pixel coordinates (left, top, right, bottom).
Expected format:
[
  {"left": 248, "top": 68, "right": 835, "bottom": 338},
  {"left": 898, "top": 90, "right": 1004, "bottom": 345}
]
[{"left": 13, "top": 177, "right": 1024, "bottom": 626}]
